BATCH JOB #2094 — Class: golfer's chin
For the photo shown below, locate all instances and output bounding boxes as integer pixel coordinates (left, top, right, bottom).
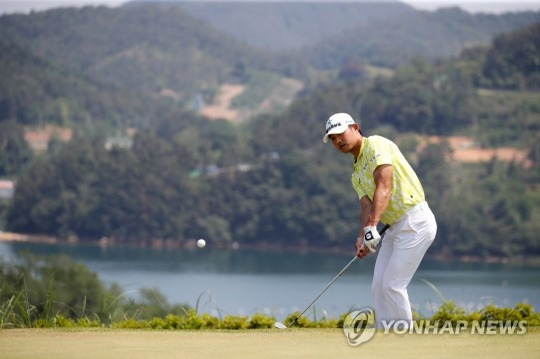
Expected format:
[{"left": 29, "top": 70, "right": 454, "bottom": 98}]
[{"left": 338, "top": 144, "right": 351, "bottom": 154}]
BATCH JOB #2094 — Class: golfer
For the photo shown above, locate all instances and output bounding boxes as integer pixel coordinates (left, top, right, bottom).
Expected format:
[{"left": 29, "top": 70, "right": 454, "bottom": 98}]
[{"left": 323, "top": 112, "right": 437, "bottom": 328}]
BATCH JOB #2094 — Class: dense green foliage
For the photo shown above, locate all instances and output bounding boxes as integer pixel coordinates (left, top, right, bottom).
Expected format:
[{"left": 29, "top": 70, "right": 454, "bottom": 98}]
[
  {"left": 0, "top": 37, "right": 182, "bottom": 128},
  {"left": 0, "top": 121, "right": 33, "bottom": 176},
  {"left": 482, "top": 22, "right": 540, "bottom": 90},
  {"left": 361, "top": 59, "right": 476, "bottom": 134}
]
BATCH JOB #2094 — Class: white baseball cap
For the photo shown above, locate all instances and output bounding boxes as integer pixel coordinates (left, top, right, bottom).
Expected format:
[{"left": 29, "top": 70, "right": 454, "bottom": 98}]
[{"left": 322, "top": 113, "right": 356, "bottom": 143}]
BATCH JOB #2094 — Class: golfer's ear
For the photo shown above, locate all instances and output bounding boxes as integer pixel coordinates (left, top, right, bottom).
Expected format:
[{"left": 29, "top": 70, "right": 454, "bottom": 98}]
[{"left": 351, "top": 123, "right": 363, "bottom": 135}]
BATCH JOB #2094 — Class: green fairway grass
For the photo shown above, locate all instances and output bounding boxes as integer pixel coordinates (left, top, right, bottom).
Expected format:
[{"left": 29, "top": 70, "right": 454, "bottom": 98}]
[{"left": 1, "top": 328, "right": 539, "bottom": 359}]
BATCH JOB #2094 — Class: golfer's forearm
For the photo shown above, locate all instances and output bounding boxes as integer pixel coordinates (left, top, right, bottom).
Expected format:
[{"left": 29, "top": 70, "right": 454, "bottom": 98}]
[
  {"left": 360, "top": 198, "right": 372, "bottom": 228},
  {"left": 368, "top": 164, "right": 392, "bottom": 227},
  {"left": 368, "top": 187, "right": 390, "bottom": 226}
]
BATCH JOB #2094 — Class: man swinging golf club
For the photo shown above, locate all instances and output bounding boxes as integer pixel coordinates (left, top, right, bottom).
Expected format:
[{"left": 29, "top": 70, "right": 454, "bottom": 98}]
[{"left": 323, "top": 113, "right": 437, "bottom": 329}]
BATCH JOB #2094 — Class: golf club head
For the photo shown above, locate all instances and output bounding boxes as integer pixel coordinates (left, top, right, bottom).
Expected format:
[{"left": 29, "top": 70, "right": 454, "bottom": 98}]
[{"left": 274, "top": 322, "right": 287, "bottom": 329}]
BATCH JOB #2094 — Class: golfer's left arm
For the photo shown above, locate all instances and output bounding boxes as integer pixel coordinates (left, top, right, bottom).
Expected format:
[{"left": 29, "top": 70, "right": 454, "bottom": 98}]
[{"left": 367, "top": 164, "right": 392, "bottom": 228}]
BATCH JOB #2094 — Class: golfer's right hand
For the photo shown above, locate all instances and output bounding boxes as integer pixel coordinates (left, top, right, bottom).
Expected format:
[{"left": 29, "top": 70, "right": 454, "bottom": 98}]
[{"left": 356, "top": 237, "right": 369, "bottom": 258}]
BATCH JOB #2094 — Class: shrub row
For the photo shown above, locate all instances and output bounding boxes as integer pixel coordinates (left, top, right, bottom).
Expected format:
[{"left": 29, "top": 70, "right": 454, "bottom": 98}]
[
  {"left": 426, "top": 302, "right": 540, "bottom": 327},
  {"left": 6, "top": 302, "right": 538, "bottom": 330}
]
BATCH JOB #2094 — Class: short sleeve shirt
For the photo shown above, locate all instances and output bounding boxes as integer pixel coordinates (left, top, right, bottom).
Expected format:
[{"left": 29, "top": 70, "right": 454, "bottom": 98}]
[{"left": 351, "top": 135, "right": 425, "bottom": 224}]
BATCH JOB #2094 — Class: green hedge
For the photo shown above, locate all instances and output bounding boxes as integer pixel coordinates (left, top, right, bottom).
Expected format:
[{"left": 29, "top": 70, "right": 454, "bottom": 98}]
[{"left": 3, "top": 302, "right": 537, "bottom": 330}]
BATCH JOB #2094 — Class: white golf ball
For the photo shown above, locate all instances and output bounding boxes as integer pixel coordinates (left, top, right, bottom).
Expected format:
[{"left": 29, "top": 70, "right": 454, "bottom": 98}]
[{"left": 197, "top": 239, "right": 206, "bottom": 248}]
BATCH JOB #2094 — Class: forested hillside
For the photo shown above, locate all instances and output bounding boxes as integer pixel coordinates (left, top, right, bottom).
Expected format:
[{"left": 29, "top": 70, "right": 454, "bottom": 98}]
[
  {"left": 1, "top": 3, "right": 538, "bottom": 115},
  {"left": 0, "top": 3, "right": 305, "bottom": 110},
  {"left": 304, "top": 7, "right": 540, "bottom": 68},
  {"left": 0, "top": 4, "right": 539, "bottom": 261},
  {"left": 481, "top": 21, "right": 540, "bottom": 90},
  {"left": 0, "top": 38, "right": 171, "bottom": 127},
  {"left": 175, "top": 1, "right": 415, "bottom": 51},
  {"left": 173, "top": 1, "right": 540, "bottom": 64}
]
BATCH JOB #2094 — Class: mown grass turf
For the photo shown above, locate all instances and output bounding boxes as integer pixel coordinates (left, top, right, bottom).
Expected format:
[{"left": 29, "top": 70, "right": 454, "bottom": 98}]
[{"left": 1, "top": 328, "right": 539, "bottom": 359}]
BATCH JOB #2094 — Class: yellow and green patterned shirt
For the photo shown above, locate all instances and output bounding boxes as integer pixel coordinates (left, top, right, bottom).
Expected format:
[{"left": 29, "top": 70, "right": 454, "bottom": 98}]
[{"left": 351, "top": 135, "right": 425, "bottom": 224}]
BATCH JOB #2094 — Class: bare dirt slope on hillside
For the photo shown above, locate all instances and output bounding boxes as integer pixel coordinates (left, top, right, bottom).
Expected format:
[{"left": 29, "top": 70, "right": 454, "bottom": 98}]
[
  {"left": 200, "top": 84, "right": 245, "bottom": 121},
  {"left": 420, "top": 136, "right": 530, "bottom": 167}
]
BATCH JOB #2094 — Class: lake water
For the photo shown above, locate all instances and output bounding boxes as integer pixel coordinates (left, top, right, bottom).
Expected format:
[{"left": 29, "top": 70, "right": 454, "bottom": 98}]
[{"left": 1, "top": 241, "right": 539, "bottom": 320}]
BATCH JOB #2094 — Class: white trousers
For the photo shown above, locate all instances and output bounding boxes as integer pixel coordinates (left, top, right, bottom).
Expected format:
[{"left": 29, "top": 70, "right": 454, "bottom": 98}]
[{"left": 372, "top": 201, "right": 437, "bottom": 328}]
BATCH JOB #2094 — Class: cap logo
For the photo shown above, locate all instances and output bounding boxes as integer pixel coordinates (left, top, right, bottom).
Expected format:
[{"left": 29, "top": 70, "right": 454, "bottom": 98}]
[{"left": 326, "top": 122, "right": 342, "bottom": 133}]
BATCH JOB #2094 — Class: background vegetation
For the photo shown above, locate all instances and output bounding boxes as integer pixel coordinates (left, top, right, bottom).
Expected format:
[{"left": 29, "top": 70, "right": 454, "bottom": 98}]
[
  {"left": 0, "top": 253, "right": 190, "bottom": 327},
  {"left": 0, "top": 3, "right": 538, "bottom": 261}
]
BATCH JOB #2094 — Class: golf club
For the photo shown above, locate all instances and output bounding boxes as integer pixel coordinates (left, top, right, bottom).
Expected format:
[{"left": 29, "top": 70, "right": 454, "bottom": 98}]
[{"left": 275, "top": 224, "right": 390, "bottom": 329}]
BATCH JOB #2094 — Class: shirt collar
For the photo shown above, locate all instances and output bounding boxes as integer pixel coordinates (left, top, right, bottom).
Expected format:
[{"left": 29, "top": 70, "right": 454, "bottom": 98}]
[{"left": 354, "top": 137, "right": 367, "bottom": 164}]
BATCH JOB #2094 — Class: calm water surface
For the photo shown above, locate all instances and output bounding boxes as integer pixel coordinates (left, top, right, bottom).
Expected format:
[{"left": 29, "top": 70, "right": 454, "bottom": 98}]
[{"left": 1, "top": 241, "right": 538, "bottom": 319}]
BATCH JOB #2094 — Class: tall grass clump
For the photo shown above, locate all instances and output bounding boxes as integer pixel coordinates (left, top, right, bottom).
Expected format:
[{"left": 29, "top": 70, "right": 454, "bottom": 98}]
[
  {"left": 0, "top": 253, "right": 121, "bottom": 327},
  {"left": 0, "top": 253, "right": 190, "bottom": 328}
]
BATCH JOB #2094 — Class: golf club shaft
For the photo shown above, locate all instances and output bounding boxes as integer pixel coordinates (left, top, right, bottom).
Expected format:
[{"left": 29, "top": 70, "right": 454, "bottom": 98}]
[
  {"left": 289, "top": 255, "right": 357, "bottom": 327},
  {"left": 289, "top": 224, "right": 390, "bottom": 327}
]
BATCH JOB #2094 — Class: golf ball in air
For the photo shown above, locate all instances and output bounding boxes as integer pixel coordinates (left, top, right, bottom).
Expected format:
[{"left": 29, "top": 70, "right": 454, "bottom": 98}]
[{"left": 197, "top": 239, "right": 206, "bottom": 248}]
